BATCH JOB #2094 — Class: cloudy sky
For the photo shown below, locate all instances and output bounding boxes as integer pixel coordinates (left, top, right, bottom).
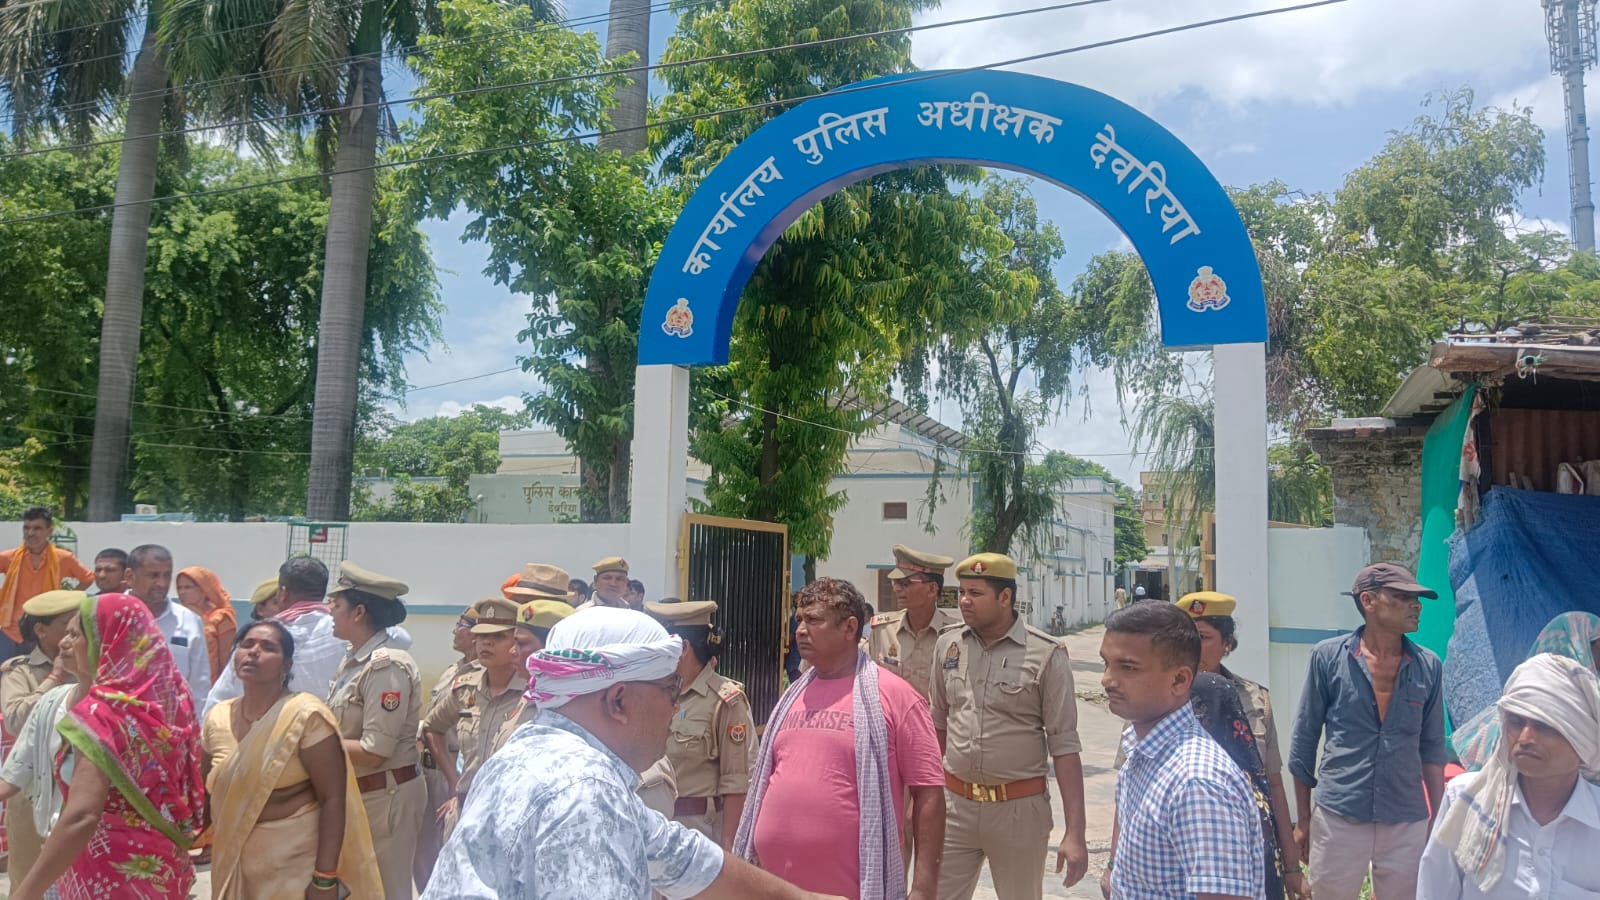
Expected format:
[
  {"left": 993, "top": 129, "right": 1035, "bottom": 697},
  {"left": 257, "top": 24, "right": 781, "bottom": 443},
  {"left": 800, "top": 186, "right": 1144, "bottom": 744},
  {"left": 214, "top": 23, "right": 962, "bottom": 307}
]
[{"left": 394, "top": 0, "right": 1583, "bottom": 483}]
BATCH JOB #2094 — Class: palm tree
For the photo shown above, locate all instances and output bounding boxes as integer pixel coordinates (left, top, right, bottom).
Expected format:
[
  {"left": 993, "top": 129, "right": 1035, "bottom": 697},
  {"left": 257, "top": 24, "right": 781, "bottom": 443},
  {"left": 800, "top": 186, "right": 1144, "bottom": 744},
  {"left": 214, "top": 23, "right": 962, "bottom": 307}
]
[
  {"left": 162, "top": 0, "right": 560, "bottom": 520},
  {"left": 1132, "top": 392, "right": 1215, "bottom": 552},
  {"left": 0, "top": 0, "right": 181, "bottom": 520},
  {"left": 578, "top": 0, "right": 651, "bottom": 522}
]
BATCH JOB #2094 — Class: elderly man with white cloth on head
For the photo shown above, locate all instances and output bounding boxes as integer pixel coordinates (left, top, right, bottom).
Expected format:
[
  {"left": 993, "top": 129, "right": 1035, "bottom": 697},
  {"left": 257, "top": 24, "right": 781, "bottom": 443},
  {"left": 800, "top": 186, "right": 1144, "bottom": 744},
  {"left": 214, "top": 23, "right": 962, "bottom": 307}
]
[
  {"left": 423, "top": 607, "right": 846, "bottom": 900},
  {"left": 1418, "top": 653, "right": 1600, "bottom": 898}
]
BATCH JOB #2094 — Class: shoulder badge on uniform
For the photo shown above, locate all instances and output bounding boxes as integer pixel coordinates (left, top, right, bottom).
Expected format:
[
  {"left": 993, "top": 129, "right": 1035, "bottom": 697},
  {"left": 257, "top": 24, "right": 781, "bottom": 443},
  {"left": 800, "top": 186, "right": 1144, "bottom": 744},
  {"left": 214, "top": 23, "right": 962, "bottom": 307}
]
[
  {"left": 728, "top": 722, "right": 748, "bottom": 744},
  {"left": 380, "top": 690, "right": 402, "bottom": 712},
  {"left": 943, "top": 642, "right": 960, "bottom": 670},
  {"left": 715, "top": 680, "right": 745, "bottom": 705},
  {"left": 370, "top": 648, "right": 392, "bottom": 668}
]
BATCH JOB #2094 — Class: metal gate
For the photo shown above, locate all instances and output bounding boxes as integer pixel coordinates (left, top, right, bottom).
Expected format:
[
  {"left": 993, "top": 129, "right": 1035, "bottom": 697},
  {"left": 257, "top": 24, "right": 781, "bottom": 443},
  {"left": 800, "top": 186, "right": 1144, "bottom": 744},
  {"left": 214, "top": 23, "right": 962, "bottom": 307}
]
[{"left": 678, "top": 514, "right": 788, "bottom": 724}]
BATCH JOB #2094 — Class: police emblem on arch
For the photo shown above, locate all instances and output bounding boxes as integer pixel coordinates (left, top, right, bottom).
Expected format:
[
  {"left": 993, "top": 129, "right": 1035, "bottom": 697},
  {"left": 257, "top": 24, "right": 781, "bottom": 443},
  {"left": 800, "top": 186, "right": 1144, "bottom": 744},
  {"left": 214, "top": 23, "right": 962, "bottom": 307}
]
[
  {"left": 1186, "top": 266, "right": 1230, "bottom": 313},
  {"left": 662, "top": 297, "right": 695, "bottom": 338}
]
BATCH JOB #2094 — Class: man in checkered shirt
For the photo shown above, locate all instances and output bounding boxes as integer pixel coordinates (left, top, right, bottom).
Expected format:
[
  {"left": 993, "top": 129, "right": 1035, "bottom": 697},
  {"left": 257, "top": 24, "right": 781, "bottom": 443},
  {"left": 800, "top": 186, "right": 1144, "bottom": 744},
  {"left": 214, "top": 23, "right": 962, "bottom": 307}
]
[{"left": 1100, "top": 602, "right": 1265, "bottom": 900}]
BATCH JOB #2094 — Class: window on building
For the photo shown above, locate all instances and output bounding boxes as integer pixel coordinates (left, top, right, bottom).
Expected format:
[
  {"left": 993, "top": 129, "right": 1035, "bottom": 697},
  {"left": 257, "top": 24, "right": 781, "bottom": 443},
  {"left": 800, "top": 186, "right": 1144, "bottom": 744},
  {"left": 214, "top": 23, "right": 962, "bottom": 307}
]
[
  {"left": 1052, "top": 534, "right": 1063, "bottom": 550},
  {"left": 882, "top": 501, "right": 908, "bottom": 520}
]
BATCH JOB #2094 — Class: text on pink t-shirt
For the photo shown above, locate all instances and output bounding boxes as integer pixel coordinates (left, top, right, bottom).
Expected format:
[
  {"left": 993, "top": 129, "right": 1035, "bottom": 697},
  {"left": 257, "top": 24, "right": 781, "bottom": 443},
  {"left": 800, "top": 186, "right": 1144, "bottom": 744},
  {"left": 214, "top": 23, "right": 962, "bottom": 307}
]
[{"left": 750, "top": 669, "right": 945, "bottom": 899}]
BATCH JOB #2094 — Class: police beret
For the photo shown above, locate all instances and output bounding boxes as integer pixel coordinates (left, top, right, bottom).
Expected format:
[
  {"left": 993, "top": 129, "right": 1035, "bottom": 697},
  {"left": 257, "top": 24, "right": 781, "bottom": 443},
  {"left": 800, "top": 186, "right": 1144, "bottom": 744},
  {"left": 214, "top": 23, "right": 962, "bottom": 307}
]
[
  {"left": 518, "top": 599, "right": 575, "bottom": 632},
  {"left": 1174, "top": 591, "right": 1236, "bottom": 618},
  {"left": 592, "top": 556, "right": 629, "bottom": 575},
  {"left": 23, "top": 590, "right": 84, "bottom": 618},
  {"left": 249, "top": 579, "right": 280, "bottom": 606},
  {"left": 955, "top": 553, "right": 1019, "bottom": 581}
]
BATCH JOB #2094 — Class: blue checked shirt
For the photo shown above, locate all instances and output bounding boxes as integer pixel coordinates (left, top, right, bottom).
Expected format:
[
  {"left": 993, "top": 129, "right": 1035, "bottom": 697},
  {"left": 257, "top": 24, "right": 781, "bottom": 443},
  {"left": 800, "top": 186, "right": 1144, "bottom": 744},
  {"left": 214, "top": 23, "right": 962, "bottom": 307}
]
[{"left": 1112, "top": 704, "right": 1266, "bottom": 900}]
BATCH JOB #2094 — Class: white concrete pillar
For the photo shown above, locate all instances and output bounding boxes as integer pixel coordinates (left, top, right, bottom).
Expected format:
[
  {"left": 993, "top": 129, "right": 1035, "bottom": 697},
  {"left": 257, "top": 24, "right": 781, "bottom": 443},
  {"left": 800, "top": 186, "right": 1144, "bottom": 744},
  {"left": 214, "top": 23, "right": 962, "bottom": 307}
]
[
  {"left": 1212, "top": 342, "right": 1271, "bottom": 689},
  {"left": 628, "top": 365, "right": 692, "bottom": 598}
]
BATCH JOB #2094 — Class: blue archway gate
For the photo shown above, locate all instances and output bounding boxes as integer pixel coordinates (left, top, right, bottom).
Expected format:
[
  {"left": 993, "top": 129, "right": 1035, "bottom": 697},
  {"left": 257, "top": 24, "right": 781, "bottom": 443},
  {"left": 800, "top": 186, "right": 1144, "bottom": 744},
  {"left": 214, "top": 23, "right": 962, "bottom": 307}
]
[{"left": 628, "top": 70, "right": 1273, "bottom": 683}]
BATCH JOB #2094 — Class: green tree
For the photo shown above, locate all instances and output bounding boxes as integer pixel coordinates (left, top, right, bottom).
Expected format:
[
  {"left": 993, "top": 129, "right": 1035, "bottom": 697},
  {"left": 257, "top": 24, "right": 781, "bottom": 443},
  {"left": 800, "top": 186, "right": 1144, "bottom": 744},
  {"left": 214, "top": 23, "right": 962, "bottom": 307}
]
[
  {"left": 161, "top": 0, "right": 561, "bottom": 521},
  {"left": 351, "top": 404, "right": 532, "bottom": 522},
  {"left": 0, "top": 134, "right": 116, "bottom": 517},
  {"left": 1131, "top": 393, "right": 1214, "bottom": 551},
  {"left": 402, "top": 0, "right": 665, "bottom": 523},
  {"left": 1267, "top": 440, "right": 1333, "bottom": 527},
  {"left": 0, "top": 0, "right": 183, "bottom": 519},
  {"left": 0, "top": 137, "right": 440, "bottom": 520},
  {"left": 659, "top": 0, "right": 1004, "bottom": 560},
  {"left": 908, "top": 177, "right": 1083, "bottom": 556}
]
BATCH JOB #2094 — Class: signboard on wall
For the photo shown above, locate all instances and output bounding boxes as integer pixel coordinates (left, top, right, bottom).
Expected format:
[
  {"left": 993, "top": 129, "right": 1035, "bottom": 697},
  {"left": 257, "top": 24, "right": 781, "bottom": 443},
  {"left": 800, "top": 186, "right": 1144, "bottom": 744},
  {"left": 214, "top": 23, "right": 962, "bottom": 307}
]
[{"left": 468, "top": 473, "right": 584, "bottom": 524}]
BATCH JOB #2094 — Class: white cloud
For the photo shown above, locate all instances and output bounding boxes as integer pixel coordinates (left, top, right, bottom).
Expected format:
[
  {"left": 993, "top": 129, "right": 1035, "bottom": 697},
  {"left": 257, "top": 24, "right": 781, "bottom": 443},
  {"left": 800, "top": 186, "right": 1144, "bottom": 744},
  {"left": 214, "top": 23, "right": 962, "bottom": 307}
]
[
  {"left": 914, "top": 0, "right": 1547, "bottom": 108},
  {"left": 434, "top": 395, "right": 527, "bottom": 418}
]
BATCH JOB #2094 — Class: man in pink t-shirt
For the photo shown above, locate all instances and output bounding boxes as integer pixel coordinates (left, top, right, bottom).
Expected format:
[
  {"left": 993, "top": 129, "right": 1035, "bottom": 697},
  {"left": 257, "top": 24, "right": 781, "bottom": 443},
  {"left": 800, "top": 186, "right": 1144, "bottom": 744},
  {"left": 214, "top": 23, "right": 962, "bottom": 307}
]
[{"left": 742, "top": 578, "right": 945, "bottom": 900}]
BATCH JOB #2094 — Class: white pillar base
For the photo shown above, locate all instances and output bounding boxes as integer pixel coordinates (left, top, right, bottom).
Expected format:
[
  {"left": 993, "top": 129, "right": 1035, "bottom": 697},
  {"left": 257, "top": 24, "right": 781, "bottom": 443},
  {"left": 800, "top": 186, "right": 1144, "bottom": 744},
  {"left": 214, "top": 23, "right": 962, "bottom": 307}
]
[
  {"left": 628, "top": 365, "right": 691, "bottom": 598},
  {"left": 1213, "top": 343, "right": 1271, "bottom": 688}
]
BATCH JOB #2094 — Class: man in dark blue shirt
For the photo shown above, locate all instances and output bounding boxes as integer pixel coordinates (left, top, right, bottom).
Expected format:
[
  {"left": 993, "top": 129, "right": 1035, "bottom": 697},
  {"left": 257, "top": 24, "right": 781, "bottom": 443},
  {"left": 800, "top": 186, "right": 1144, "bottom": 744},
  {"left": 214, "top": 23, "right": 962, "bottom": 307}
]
[{"left": 1289, "top": 563, "right": 1447, "bottom": 900}]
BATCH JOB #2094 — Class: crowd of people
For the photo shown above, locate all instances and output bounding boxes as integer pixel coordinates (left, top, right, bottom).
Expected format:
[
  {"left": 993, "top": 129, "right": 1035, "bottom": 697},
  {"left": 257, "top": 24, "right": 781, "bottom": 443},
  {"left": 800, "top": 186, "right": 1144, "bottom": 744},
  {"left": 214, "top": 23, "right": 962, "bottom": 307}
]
[{"left": 0, "top": 502, "right": 1595, "bottom": 900}]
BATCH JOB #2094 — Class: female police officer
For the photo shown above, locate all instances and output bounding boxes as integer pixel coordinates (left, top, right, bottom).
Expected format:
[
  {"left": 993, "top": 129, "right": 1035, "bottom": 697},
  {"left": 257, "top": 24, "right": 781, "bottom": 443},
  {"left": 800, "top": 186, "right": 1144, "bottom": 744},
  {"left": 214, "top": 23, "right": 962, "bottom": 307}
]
[{"left": 327, "top": 562, "right": 425, "bottom": 900}]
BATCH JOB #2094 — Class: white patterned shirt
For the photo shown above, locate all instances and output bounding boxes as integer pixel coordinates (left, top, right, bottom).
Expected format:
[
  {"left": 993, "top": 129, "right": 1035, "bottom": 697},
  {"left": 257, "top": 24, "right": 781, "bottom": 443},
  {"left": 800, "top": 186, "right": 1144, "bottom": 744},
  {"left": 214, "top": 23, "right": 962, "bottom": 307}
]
[
  {"left": 1112, "top": 703, "right": 1265, "bottom": 899},
  {"left": 422, "top": 710, "right": 725, "bottom": 900}
]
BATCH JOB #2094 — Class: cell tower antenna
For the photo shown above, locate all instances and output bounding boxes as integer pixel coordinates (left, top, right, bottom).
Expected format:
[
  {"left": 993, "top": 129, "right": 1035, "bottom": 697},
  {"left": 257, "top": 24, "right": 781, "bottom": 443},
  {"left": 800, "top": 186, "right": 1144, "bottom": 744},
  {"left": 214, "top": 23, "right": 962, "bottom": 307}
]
[{"left": 1545, "top": 0, "right": 1600, "bottom": 251}]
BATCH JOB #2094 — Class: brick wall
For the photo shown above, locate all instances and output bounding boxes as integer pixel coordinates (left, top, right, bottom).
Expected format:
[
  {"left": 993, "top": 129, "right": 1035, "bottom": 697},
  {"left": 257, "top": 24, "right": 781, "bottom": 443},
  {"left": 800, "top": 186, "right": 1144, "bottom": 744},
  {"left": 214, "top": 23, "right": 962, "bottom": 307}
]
[{"left": 1306, "top": 423, "right": 1429, "bottom": 565}]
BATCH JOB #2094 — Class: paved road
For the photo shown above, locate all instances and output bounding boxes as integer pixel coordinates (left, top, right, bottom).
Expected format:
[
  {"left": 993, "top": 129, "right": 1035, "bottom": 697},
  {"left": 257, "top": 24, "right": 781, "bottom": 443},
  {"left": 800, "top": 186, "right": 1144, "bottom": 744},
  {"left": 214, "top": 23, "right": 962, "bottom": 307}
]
[{"left": 0, "top": 626, "right": 1121, "bottom": 900}]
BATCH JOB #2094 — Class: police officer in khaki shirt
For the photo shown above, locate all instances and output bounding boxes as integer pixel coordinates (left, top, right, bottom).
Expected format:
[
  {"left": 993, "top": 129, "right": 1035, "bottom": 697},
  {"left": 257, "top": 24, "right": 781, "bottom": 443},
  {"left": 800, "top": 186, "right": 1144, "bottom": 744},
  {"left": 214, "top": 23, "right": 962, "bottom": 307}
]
[
  {"left": 415, "top": 604, "right": 478, "bottom": 889},
  {"left": 645, "top": 599, "right": 756, "bottom": 848},
  {"left": 422, "top": 597, "right": 531, "bottom": 839},
  {"left": 576, "top": 556, "right": 634, "bottom": 610},
  {"left": 326, "top": 562, "right": 425, "bottom": 900},
  {"left": 930, "top": 553, "right": 1088, "bottom": 899},
  {"left": 0, "top": 589, "right": 80, "bottom": 885},
  {"left": 868, "top": 545, "right": 959, "bottom": 701},
  {"left": 1176, "top": 590, "right": 1305, "bottom": 899}
]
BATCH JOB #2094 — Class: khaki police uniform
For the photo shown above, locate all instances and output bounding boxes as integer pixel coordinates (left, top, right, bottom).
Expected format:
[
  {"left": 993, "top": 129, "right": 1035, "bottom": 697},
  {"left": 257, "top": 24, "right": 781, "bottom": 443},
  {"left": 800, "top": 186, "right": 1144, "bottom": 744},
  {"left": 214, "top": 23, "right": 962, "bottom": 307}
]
[
  {"left": 1173, "top": 591, "right": 1284, "bottom": 776},
  {"left": 416, "top": 599, "right": 477, "bottom": 889},
  {"left": 423, "top": 598, "right": 530, "bottom": 841},
  {"left": 576, "top": 556, "right": 631, "bottom": 610},
  {"left": 643, "top": 599, "right": 756, "bottom": 843},
  {"left": 869, "top": 545, "right": 958, "bottom": 701},
  {"left": 931, "top": 556, "right": 1081, "bottom": 900},
  {"left": 417, "top": 653, "right": 473, "bottom": 886},
  {"left": 666, "top": 665, "right": 755, "bottom": 841},
  {"left": 1, "top": 589, "right": 81, "bottom": 885},
  {"left": 327, "top": 565, "right": 425, "bottom": 900}
]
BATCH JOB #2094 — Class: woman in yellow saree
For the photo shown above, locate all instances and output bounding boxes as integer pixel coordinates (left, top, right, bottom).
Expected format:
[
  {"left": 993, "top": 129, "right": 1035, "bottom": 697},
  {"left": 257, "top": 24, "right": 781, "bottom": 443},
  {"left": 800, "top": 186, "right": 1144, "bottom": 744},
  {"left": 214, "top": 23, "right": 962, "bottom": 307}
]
[{"left": 203, "top": 620, "right": 383, "bottom": 899}]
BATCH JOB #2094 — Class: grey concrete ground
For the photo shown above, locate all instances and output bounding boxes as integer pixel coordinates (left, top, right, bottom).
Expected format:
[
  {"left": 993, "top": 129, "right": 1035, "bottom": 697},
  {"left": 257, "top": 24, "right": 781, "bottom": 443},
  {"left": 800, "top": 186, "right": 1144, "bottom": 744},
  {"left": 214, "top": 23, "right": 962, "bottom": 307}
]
[{"left": 0, "top": 626, "right": 1120, "bottom": 900}]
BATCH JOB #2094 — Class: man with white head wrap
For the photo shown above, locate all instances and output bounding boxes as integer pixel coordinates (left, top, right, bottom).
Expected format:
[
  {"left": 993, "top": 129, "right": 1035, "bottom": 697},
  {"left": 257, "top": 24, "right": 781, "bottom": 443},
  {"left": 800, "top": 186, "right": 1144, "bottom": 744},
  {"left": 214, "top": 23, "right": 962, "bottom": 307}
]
[
  {"left": 423, "top": 607, "right": 845, "bottom": 900},
  {"left": 1418, "top": 653, "right": 1600, "bottom": 898}
]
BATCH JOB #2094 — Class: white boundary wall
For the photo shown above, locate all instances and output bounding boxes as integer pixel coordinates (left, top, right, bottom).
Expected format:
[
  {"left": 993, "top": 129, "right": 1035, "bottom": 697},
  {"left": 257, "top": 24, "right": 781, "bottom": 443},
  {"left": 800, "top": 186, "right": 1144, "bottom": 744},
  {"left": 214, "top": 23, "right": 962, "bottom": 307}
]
[{"left": 1264, "top": 524, "right": 1369, "bottom": 757}]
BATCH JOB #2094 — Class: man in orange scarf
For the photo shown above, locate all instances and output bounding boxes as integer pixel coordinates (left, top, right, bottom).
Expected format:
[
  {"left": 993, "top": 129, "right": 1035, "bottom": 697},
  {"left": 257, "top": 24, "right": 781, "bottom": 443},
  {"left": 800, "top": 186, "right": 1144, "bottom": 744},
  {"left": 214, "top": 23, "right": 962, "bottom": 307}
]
[{"left": 0, "top": 508, "right": 91, "bottom": 662}]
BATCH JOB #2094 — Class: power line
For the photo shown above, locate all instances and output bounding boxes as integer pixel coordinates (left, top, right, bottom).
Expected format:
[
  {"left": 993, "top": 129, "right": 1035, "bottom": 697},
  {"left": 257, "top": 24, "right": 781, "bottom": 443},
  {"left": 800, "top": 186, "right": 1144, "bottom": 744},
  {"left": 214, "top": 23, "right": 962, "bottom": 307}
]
[
  {"left": 0, "top": 0, "right": 1352, "bottom": 227},
  {"left": 0, "top": 0, "right": 1115, "bottom": 161},
  {"left": 0, "top": 0, "right": 704, "bottom": 127}
]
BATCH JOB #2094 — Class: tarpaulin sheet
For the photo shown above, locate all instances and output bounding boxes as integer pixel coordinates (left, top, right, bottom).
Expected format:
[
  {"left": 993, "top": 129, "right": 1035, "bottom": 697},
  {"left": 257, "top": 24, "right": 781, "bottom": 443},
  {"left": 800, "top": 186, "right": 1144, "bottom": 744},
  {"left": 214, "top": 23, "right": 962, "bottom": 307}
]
[{"left": 1443, "top": 487, "right": 1600, "bottom": 726}]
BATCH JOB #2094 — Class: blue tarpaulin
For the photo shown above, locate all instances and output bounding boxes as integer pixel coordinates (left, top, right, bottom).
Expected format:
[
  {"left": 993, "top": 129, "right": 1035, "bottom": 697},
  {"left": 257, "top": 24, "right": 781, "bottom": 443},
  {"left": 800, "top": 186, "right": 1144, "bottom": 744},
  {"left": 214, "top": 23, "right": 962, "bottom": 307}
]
[{"left": 1444, "top": 487, "right": 1600, "bottom": 726}]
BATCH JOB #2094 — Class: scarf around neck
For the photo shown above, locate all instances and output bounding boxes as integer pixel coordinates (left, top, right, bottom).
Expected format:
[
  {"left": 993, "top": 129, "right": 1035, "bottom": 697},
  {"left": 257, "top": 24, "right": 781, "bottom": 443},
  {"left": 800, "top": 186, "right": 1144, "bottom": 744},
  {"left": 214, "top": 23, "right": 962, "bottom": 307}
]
[
  {"left": 733, "top": 649, "right": 904, "bottom": 900},
  {"left": 2, "top": 544, "right": 59, "bottom": 639}
]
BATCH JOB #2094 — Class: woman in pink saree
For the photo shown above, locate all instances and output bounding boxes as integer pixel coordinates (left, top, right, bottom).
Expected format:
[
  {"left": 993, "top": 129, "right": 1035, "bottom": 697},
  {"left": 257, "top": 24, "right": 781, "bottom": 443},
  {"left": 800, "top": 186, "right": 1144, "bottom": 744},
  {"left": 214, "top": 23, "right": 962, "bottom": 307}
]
[{"left": 10, "top": 592, "right": 205, "bottom": 900}]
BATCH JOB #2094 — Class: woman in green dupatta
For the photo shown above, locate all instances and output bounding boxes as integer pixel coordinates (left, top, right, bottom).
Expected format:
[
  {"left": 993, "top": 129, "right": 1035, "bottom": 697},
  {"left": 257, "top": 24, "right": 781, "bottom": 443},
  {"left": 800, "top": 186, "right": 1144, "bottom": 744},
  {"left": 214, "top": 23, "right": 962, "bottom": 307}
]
[{"left": 10, "top": 593, "right": 205, "bottom": 900}]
